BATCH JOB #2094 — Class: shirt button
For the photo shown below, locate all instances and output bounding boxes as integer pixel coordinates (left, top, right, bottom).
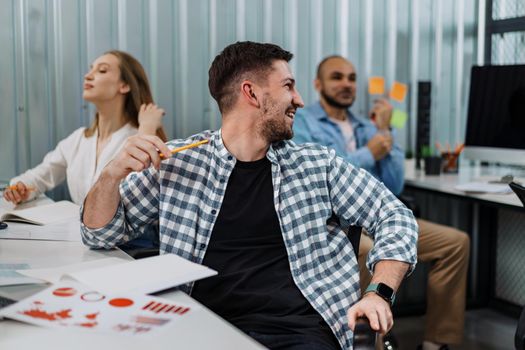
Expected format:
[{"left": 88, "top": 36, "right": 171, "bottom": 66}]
[
  {"left": 211, "top": 209, "right": 217, "bottom": 215},
  {"left": 200, "top": 243, "right": 206, "bottom": 249},
  {"left": 227, "top": 155, "right": 233, "bottom": 161},
  {"left": 219, "top": 178, "right": 225, "bottom": 183}
]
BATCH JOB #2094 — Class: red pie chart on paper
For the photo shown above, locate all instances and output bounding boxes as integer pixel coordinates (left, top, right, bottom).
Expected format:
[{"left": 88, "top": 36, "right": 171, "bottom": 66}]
[
  {"left": 108, "top": 298, "right": 134, "bottom": 307},
  {"left": 52, "top": 287, "right": 77, "bottom": 297}
]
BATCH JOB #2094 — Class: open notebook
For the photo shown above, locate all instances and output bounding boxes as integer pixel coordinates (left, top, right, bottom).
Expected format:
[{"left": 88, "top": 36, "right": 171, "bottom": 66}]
[{"left": 0, "top": 200, "right": 80, "bottom": 225}]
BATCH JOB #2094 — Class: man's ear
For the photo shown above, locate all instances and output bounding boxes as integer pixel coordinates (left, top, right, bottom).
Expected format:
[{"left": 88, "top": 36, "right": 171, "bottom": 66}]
[
  {"left": 120, "top": 83, "right": 131, "bottom": 94},
  {"left": 314, "top": 78, "right": 322, "bottom": 92},
  {"left": 241, "top": 81, "right": 260, "bottom": 107}
]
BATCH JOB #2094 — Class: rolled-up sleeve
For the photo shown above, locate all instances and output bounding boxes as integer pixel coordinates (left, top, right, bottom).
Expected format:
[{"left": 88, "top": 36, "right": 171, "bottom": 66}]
[
  {"left": 80, "top": 166, "right": 160, "bottom": 249},
  {"left": 327, "top": 149, "right": 418, "bottom": 274}
]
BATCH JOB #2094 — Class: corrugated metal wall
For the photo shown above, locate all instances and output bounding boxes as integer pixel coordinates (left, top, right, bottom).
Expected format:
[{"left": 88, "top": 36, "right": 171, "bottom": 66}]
[{"left": 0, "top": 0, "right": 481, "bottom": 199}]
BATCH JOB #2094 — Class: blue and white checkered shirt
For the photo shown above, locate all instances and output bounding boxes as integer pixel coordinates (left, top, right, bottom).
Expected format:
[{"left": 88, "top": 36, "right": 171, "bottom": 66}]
[{"left": 81, "top": 129, "right": 418, "bottom": 349}]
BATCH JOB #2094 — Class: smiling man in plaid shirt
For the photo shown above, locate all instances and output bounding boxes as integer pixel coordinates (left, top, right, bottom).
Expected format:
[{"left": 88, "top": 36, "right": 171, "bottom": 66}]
[{"left": 81, "top": 41, "right": 418, "bottom": 350}]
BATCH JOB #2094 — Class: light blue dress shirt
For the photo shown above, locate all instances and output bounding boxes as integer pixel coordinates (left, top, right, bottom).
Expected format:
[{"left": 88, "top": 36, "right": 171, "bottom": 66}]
[{"left": 293, "top": 101, "right": 405, "bottom": 196}]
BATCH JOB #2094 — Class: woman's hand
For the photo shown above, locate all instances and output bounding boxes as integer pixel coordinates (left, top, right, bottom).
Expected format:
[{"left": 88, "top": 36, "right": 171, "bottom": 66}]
[
  {"left": 3, "top": 182, "right": 31, "bottom": 204},
  {"left": 138, "top": 103, "right": 165, "bottom": 135}
]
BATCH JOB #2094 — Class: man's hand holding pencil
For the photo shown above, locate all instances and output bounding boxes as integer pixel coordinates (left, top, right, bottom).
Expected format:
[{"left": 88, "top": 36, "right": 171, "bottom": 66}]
[{"left": 102, "top": 135, "right": 209, "bottom": 182}]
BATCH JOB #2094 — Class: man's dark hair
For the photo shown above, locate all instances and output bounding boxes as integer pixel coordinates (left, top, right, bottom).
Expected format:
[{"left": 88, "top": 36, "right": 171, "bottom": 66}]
[
  {"left": 209, "top": 41, "right": 293, "bottom": 113},
  {"left": 316, "top": 55, "right": 345, "bottom": 79}
]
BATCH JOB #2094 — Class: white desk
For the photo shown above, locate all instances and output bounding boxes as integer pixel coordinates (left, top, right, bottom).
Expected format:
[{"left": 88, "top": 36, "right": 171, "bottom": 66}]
[
  {"left": 404, "top": 158, "right": 523, "bottom": 208},
  {"left": 0, "top": 239, "right": 266, "bottom": 349},
  {"left": 403, "top": 159, "right": 525, "bottom": 308}
]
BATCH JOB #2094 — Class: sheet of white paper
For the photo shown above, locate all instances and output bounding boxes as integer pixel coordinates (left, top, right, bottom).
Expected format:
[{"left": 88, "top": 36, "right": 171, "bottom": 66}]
[
  {"left": 455, "top": 182, "right": 512, "bottom": 194},
  {"left": 0, "top": 263, "right": 44, "bottom": 286},
  {"left": 18, "top": 258, "right": 129, "bottom": 284},
  {"left": 0, "top": 280, "right": 199, "bottom": 337},
  {"left": 69, "top": 254, "right": 217, "bottom": 295}
]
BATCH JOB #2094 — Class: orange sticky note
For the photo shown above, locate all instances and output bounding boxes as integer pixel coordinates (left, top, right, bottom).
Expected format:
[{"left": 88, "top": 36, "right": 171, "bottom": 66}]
[
  {"left": 389, "top": 81, "right": 408, "bottom": 102},
  {"left": 368, "top": 77, "right": 385, "bottom": 95}
]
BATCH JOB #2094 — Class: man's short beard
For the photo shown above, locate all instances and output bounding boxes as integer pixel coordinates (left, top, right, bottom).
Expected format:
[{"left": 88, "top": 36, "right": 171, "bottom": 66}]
[
  {"left": 259, "top": 94, "right": 293, "bottom": 143},
  {"left": 260, "top": 119, "right": 293, "bottom": 143},
  {"left": 321, "top": 90, "right": 354, "bottom": 109}
]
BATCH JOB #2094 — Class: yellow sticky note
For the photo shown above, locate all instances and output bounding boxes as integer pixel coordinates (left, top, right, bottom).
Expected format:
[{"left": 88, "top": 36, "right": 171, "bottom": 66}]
[
  {"left": 368, "top": 77, "right": 385, "bottom": 95},
  {"left": 390, "top": 109, "right": 408, "bottom": 129},
  {"left": 389, "top": 81, "right": 408, "bottom": 102}
]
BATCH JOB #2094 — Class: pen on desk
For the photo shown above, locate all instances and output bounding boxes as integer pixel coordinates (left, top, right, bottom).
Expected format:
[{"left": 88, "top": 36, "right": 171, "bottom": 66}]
[{"left": 159, "top": 139, "right": 209, "bottom": 159}]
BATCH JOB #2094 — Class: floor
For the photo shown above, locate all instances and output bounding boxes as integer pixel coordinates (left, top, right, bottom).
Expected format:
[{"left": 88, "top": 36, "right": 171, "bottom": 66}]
[{"left": 393, "top": 309, "right": 517, "bottom": 349}]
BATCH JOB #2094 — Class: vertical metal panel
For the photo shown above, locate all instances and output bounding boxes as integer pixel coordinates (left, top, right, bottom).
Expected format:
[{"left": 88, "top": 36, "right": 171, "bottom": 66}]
[
  {"left": 13, "top": 0, "right": 29, "bottom": 173},
  {"left": 208, "top": 0, "right": 219, "bottom": 130},
  {"left": 455, "top": 0, "right": 465, "bottom": 144},
  {"left": 263, "top": 0, "right": 271, "bottom": 42},
  {"left": 477, "top": 0, "right": 486, "bottom": 65},
  {"left": 387, "top": 0, "right": 397, "bottom": 86},
  {"left": 409, "top": 0, "right": 420, "bottom": 153},
  {"left": 339, "top": 0, "right": 349, "bottom": 59},
  {"left": 236, "top": 0, "right": 246, "bottom": 41},
  {"left": 0, "top": 0, "right": 18, "bottom": 179},
  {"left": 177, "top": 0, "right": 188, "bottom": 136},
  {"left": 117, "top": 0, "right": 127, "bottom": 50},
  {"left": 244, "top": 0, "right": 263, "bottom": 42},
  {"left": 312, "top": 0, "right": 323, "bottom": 76},
  {"left": 363, "top": 0, "right": 373, "bottom": 80},
  {"left": 432, "top": 0, "right": 443, "bottom": 146},
  {"left": 287, "top": 0, "right": 299, "bottom": 74}
]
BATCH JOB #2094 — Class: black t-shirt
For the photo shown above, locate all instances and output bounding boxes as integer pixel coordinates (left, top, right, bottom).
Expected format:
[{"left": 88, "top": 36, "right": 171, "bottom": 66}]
[{"left": 191, "top": 157, "right": 339, "bottom": 348}]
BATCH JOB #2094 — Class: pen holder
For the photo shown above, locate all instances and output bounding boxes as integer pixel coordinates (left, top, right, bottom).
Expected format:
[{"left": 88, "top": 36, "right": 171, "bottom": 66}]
[
  {"left": 424, "top": 156, "right": 442, "bottom": 175},
  {"left": 441, "top": 152, "right": 459, "bottom": 173}
]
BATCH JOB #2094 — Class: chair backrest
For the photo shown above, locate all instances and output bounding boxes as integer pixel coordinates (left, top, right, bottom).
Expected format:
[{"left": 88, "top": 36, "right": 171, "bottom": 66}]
[
  {"left": 329, "top": 217, "right": 381, "bottom": 349},
  {"left": 511, "top": 182, "right": 525, "bottom": 349},
  {"left": 510, "top": 182, "right": 525, "bottom": 207},
  {"left": 516, "top": 307, "right": 525, "bottom": 350},
  {"left": 346, "top": 225, "right": 363, "bottom": 257}
]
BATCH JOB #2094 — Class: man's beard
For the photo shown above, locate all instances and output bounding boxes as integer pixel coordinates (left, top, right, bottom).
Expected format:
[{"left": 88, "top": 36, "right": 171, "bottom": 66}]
[
  {"left": 321, "top": 89, "right": 354, "bottom": 109},
  {"left": 259, "top": 94, "right": 294, "bottom": 143}
]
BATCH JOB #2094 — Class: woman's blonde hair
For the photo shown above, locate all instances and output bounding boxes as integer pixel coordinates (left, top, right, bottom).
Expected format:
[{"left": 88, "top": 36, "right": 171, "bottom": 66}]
[{"left": 84, "top": 50, "right": 167, "bottom": 141}]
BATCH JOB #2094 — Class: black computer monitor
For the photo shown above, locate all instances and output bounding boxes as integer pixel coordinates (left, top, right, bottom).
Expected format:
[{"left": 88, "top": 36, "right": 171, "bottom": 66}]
[{"left": 464, "top": 65, "right": 525, "bottom": 165}]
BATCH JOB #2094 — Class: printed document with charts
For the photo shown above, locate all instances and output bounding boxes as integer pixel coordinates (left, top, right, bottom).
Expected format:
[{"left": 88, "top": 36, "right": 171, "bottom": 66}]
[
  {"left": 0, "top": 254, "right": 217, "bottom": 335},
  {"left": 0, "top": 280, "right": 200, "bottom": 337}
]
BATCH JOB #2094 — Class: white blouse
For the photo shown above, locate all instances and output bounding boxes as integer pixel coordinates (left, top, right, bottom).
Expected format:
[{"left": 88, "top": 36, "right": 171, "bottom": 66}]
[{"left": 11, "top": 123, "right": 137, "bottom": 205}]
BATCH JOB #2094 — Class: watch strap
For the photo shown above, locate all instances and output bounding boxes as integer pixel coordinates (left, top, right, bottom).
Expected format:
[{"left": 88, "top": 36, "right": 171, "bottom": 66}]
[{"left": 364, "top": 283, "right": 396, "bottom": 305}]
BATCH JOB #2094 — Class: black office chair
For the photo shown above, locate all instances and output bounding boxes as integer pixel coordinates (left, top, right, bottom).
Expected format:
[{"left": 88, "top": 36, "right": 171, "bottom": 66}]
[
  {"left": 510, "top": 182, "right": 525, "bottom": 350},
  {"left": 340, "top": 223, "right": 383, "bottom": 350},
  {"left": 516, "top": 308, "right": 525, "bottom": 350}
]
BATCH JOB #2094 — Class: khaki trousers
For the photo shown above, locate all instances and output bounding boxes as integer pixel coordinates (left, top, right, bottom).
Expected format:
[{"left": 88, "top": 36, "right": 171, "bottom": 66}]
[{"left": 358, "top": 219, "right": 470, "bottom": 345}]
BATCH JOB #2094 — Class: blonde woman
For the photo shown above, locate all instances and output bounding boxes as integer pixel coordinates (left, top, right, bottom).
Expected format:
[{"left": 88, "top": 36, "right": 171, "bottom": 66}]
[{"left": 4, "top": 50, "right": 167, "bottom": 205}]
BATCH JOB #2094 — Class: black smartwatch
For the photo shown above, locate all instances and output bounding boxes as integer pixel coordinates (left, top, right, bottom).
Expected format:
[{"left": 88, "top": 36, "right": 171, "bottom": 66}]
[{"left": 364, "top": 282, "right": 396, "bottom": 306}]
